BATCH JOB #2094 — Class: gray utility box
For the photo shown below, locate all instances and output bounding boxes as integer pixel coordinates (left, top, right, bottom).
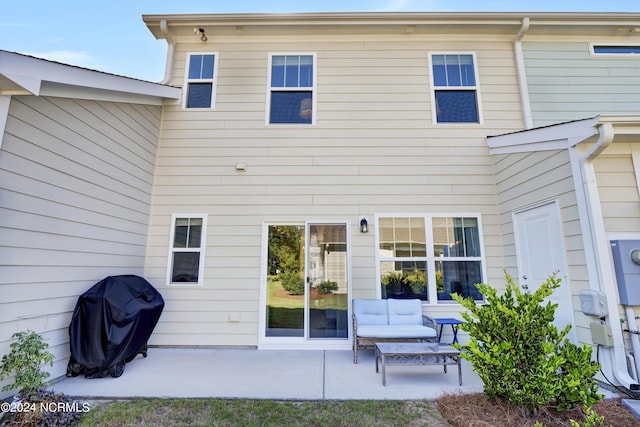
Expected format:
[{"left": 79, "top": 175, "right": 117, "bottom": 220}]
[{"left": 610, "top": 240, "right": 640, "bottom": 305}]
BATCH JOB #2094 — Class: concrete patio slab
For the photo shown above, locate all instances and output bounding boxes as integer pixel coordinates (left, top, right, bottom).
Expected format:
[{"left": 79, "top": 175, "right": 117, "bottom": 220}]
[{"left": 51, "top": 347, "right": 483, "bottom": 400}]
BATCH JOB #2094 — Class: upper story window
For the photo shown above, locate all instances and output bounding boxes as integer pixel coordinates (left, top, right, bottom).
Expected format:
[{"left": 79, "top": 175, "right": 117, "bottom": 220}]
[
  {"left": 268, "top": 54, "right": 315, "bottom": 125},
  {"left": 377, "top": 215, "right": 485, "bottom": 303},
  {"left": 592, "top": 45, "right": 640, "bottom": 55},
  {"left": 167, "top": 214, "right": 207, "bottom": 285},
  {"left": 184, "top": 53, "right": 218, "bottom": 109},
  {"left": 430, "top": 53, "right": 481, "bottom": 124}
]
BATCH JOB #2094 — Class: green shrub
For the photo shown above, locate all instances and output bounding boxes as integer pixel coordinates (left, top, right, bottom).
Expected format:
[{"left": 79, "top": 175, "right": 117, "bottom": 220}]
[
  {"left": 452, "top": 272, "right": 602, "bottom": 416},
  {"left": 569, "top": 406, "right": 610, "bottom": 427},
  {"left": 280, "top": 270, "right": 305, "bottom": 295},
  {"left": 317, "top": 280, "right": 339, "bottom": 295},
  {"left": 0, "top": 330, "right": 54, "bottom": 398}
]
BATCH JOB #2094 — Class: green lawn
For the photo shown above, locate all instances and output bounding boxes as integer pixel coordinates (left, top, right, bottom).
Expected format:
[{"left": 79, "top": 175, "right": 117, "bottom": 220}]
[
  {"left": 79, "top": 398, "right": 449, "bottom": 427},
  {"left": 267, "top": 280, "right": 347, "bottom": 310}
]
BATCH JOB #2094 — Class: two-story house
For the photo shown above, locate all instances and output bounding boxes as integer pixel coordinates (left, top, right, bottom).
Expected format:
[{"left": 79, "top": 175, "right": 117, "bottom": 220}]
[{"left": 1, "top": 11, "right": 640, "bottom": 393}]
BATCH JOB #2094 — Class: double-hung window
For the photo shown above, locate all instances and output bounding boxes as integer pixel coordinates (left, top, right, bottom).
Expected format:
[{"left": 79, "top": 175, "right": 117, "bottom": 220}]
[
  {"left": 377, "top": 215, "right": 485, "bottom": 303},
  {"left": 430, "top": 53, "right": 481, "bottom": 124},
  {"left": 184, "top": 53, "right": 218, "bottom": 109},
  {"left": 167, "top": 214, "right": 207, "bottom": 285},
  {"left": 268, "top": 54, "right": 315, "bottom": 124}
]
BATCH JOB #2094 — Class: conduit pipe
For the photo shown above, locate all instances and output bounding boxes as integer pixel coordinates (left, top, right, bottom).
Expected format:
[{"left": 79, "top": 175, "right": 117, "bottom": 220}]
[
  {"left": 625, "top": 306, "right": 640, "bottom": 384},
  {"left": 159, "top": 20, "right": 175, "bottom": 85},
  {"left": 513, "top": 17, "right": 533, "bottom": 129},
  {"left": 578, "top": 122, "right": 640, "bottom": 391}
]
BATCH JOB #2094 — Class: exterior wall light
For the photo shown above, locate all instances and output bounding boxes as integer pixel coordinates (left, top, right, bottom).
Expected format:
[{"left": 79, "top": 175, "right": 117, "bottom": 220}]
[
  {"left": 359, "top": 217, "right": 369, "bottom": 233},
  {"left": 194, "top": 27, "right": 208, "bottom": 42}
]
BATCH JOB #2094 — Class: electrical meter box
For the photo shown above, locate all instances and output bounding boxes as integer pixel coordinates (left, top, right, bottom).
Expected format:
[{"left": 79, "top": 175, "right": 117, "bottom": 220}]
[{"left": 610, "top": 240, "right": 640, "bottom": 305}]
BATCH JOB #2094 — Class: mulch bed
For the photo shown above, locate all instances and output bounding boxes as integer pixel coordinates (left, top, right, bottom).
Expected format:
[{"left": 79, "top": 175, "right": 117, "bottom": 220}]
[{"left": 436, "top": 393, "right": 640, "bottom": 427}]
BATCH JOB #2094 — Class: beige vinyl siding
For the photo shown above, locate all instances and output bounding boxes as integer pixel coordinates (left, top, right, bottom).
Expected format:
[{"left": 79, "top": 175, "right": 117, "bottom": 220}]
[
  {"left": 592, "top": 143, "right": 640, "bottom": 353},
  {"left": 491, "top": 149, "right": 592, "bottom": 344},
  {"left": 146, "top": 35, "right": 521, "bottom": 346},
  {"left": 595, "top": 144, "right": 640, "bottom": 233},
  {"left": 0, "top": 96, "right": 161, "bottom": 388},
  {"left": 523, "top": 41, "right": 640, "bottom": 126}
]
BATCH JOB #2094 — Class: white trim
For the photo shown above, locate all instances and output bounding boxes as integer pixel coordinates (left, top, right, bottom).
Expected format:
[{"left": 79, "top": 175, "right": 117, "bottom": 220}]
[
  {"left": 265, "top": 52, "right": 317, "bottom": 126},
  {"left": 166, "top": 213, "right": 208, "bottom": 287},
  {"left": 0, "top": 95, "right": 10, "bottom": 150},
  {"left": 182, "top": 52, "right": 219, "bottom": 109},
  {"left": 373, "top": 213, "right": 487, "bottom": 305},
  {"left": 428, "top": 51, "right": 483, "bottom": 126}
]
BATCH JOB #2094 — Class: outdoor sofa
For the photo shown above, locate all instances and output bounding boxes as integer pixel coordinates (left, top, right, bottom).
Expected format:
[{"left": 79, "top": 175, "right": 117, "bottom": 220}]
[{"left": 352, "top": 298, "right": 438, "bottom": 363}]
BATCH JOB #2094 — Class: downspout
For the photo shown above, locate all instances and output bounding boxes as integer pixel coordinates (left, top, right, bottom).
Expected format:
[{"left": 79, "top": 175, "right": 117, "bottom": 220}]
[
  {"left": 159, "top": 20, "right": 175, "bottom": 85},
  {"left": 513, "top": 17, "right": 533, "bottom": 129},
  {"left": 577, "top": 122, "right": 640, "bottom": 390}
]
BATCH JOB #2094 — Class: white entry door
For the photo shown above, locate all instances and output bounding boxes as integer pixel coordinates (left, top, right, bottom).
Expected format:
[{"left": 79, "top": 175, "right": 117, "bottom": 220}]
[{"left": 513, "top": 201, "right": 575, "bottom": 341}]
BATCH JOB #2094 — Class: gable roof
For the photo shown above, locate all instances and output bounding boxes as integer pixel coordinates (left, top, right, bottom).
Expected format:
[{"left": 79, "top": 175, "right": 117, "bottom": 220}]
[
  {"left": 487, "top": 116, "right": 640, "bottom": 155},
  {"left": 0, "top": 50, "right": 180, "bottom": 105}
]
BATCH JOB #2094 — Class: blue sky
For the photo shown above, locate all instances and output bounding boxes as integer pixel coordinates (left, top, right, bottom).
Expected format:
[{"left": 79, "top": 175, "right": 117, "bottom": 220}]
[{"left": 2, "top": 1, "right": 639, "bottom": 82}]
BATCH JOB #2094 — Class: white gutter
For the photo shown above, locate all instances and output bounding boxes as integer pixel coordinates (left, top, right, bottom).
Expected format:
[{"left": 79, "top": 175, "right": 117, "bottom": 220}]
[
  {"left": 159, "top": 20, "right": 175, "bottom": 85},
  {"left": 513, "top": 17, "right": 533, "bottom": 129},
  {"left": 572, "top": 122, "right": 640, "bottom": 391}
]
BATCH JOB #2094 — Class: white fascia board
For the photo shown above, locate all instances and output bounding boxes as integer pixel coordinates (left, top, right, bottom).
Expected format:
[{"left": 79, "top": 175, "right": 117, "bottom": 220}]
[
  {"left": 600, "top": 115, "right": 640, "bottom": 137},
  {"left": 38, "top": 81, "right": 176, "bottom": 106},
  {"left": 487, "top": 117, "right": 600, "bottom": 155},
  {"left": 0, "top": 95, "right": 10, "bottom": 150},
  {"left": 0, "top": 50, "right": 180, "bottom": 103}
]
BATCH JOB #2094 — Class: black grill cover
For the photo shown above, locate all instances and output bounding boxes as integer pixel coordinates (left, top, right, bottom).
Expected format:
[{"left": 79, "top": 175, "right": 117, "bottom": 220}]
[{"left": 67, "top": 275, "right": 164, "bottom": 378}]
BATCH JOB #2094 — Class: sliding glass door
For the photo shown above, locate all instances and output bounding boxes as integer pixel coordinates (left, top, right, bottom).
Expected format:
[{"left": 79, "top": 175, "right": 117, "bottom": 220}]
[{"left": 263, "top": 222, "right": 349, "bottom": 345}]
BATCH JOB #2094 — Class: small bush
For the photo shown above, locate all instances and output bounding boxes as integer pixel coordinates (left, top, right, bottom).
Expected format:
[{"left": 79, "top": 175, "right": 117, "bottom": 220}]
[
  {"left": 280, "top": 270, "right": 305, "bottom": 295},
  {"left": 317, "top": 280, "right": 338, "bottom": 295},
  {"left": 0, "top": 330, "right": 54, "bottom": 398},
  {"left": 452, "top": 272, "right": 602, "bottom": 416}
]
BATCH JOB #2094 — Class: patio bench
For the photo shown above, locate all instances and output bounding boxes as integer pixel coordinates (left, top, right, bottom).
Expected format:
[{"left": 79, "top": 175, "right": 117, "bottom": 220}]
[{"left": 352, "top": 298, "right": 438, "bottom": 363}]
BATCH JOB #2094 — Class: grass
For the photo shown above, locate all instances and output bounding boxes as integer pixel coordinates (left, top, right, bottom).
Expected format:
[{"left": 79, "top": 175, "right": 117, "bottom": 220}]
[
  {"left": 266, "top": 279, "right": 347, "bottom": 309},
  {"left": 78, "top": 399, "right": 449, "bottom": 427},
  {"left": 73, "top": 395, "right": 640, "bottom": 427}
]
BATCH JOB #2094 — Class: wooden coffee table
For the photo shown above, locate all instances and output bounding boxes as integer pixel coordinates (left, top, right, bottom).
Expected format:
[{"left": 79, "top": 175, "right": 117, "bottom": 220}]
[{"left": 375, "top": 342, "right": 462, "bottom": 386}]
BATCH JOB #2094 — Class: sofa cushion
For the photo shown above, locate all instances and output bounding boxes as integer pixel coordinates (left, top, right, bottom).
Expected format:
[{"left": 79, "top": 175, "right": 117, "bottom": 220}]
[
  {"left": 353, "top": 299, "right": 388, "bottom": 325},
  {"left": 387, "top": 298, "right": 423, "bottom": 325},
  {"left": 356, "top": 324, "right": 437, "bottom": 339}
]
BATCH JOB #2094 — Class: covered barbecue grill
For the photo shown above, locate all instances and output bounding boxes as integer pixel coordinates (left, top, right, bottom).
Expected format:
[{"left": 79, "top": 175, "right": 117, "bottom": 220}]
[{"left": 66, "top": 275, "right": 164, "bottom": 378}]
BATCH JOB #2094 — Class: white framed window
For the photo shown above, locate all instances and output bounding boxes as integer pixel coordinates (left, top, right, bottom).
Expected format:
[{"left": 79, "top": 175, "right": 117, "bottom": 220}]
[
  {"left": 591, "top": 44, "right": 640, "bottom": 56},
  {"left": 429, "top": 52, "right": 482, "bottom": 124},
  {"left": 167, "top": 214, "right": 207, "bottom": 286},
  {"left": 183, "top": 53, "right": 218, "bottom": 109},
  {"left": 266, "top": 53, "right": 316, "bottom": 125},
  {"left": 376, "top": 214, "right": 486, "bottom": 304}
]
